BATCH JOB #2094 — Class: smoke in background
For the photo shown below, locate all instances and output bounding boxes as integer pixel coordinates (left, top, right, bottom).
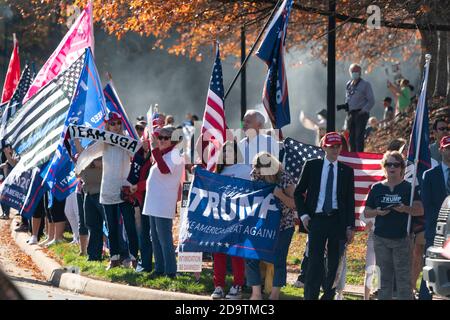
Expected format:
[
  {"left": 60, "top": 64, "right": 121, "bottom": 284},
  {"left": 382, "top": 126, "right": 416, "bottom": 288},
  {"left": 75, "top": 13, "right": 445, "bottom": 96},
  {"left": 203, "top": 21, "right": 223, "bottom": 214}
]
[
  {"left": 94, "top": 30, "right": 420, "bottom": 145},
  {"left": 1, "top": 26, "right": 420, "bottom": 145}
]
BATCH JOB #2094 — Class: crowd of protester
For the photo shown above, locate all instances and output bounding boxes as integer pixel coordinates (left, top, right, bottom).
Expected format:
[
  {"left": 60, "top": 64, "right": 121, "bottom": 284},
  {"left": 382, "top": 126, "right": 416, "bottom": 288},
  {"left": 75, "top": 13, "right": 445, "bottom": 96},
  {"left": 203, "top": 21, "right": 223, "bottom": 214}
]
[{"left": 0, "top": 61, "right": 448, "bottom": 301}]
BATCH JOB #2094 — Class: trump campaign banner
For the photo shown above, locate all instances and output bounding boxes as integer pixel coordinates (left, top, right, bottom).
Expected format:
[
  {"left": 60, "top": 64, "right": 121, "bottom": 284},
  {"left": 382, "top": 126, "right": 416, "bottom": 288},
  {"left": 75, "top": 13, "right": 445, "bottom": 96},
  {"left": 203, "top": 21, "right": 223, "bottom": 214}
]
[{"left": 179, "top": 167, "right": 281, "bottom": 263}]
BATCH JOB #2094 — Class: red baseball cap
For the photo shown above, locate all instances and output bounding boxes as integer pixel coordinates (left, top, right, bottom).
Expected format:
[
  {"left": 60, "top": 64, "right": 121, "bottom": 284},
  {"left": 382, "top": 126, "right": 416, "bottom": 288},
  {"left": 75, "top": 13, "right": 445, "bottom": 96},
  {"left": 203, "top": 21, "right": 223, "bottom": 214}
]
[
  {"left": 104, "top": 111, "right": 122, "bottom": 122},
  {"left": 322, "top": 132, "right": 342, "bottom": 147},
  {"left": 440, "top": 136, "right": 450, "bottom": 149}
]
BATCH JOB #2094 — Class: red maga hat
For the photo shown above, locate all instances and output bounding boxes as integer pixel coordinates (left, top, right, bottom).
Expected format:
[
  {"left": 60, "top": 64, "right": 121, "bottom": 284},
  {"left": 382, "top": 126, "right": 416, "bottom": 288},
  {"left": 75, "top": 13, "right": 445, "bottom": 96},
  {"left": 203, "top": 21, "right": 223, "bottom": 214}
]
[
  {"left": 322, "top": 132, "right": 342, "bottom": 147},
  {"left": 440, "top": 136, "right": 450, "bottom": 149}
]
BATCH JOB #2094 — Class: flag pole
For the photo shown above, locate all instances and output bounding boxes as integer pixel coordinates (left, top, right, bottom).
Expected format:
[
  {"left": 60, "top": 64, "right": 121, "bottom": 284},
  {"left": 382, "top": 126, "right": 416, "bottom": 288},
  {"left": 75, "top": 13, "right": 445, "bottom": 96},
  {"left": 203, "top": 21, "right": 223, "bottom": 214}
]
[
  {"left": 407, "top": 54, "right": 431, "bottom": 235},
  {"left": 224, "top": 0, "right": 283, "bottom": 100}
]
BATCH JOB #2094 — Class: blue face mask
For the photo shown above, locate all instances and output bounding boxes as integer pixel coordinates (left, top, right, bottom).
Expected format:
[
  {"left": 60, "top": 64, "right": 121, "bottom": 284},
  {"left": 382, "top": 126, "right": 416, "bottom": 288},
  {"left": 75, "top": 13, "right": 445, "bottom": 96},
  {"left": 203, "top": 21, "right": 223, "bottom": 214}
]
[{"left": 351, "top": 72, "right": 360, "bottom": 80}]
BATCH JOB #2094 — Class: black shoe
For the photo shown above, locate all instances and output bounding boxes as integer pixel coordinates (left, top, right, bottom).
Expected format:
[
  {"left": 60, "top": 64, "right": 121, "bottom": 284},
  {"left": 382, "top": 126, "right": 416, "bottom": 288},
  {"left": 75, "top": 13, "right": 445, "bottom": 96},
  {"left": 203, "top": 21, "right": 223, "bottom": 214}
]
[
  {"left": 148, "top": 271, "right": 164, "bottom": 279},
  {"left": 14, "top": 224, "right": 29, "bottom": 232}
]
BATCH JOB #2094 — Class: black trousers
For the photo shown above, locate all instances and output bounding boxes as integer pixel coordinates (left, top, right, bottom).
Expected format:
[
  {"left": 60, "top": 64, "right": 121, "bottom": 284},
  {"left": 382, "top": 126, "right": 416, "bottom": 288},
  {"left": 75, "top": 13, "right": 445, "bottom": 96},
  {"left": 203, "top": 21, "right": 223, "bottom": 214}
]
[
  {"left": 304, "top": 214, "right": 341, "bottom": 300},
  {"left": 347, "top": 110, "right": 369, "bottom": 152}
]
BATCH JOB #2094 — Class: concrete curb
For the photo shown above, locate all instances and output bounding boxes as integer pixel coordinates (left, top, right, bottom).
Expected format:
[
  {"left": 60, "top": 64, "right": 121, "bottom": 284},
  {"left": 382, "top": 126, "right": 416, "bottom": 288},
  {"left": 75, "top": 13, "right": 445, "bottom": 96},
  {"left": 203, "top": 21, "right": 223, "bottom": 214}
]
[{"left": 10, "top": 220, "right": 210, "bottom": 300}]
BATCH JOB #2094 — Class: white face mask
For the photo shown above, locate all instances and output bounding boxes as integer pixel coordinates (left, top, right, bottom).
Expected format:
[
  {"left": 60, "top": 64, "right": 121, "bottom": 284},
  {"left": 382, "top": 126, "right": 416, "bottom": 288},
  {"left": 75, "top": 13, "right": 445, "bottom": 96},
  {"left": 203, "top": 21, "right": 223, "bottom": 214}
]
[{"left": 351, "top": 72, "right": 360, "bottom": 80}]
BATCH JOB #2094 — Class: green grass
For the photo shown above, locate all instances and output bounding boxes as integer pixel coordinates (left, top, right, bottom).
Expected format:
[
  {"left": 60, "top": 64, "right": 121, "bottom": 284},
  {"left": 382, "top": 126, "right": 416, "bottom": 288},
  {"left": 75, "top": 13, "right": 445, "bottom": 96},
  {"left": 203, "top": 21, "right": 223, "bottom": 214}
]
[{"left": 48, "top": 230, "right": 369, "bottom": 298}]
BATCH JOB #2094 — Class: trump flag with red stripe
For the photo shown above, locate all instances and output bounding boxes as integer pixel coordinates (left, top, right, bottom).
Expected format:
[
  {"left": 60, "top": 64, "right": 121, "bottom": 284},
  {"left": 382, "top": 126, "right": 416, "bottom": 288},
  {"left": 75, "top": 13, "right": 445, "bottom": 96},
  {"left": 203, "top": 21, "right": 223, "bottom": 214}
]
[{"left": 200, "top": 45, "right": 226, "bottom": 172}]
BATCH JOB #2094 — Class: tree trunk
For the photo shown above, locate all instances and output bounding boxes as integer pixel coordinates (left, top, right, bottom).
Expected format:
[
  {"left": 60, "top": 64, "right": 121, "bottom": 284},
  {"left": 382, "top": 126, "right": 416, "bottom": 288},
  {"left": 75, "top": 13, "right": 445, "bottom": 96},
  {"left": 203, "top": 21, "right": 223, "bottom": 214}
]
[{"left": 435, "top": 31, "right": 448, "bottom": 97}]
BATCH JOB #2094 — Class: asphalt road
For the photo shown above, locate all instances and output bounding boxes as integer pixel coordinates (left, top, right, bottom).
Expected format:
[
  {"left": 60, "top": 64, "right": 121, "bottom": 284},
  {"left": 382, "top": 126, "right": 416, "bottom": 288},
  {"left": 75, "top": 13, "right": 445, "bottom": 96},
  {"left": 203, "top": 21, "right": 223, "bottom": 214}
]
[{"left": 0, "top": 217, "right": 104, "bottom": 300}]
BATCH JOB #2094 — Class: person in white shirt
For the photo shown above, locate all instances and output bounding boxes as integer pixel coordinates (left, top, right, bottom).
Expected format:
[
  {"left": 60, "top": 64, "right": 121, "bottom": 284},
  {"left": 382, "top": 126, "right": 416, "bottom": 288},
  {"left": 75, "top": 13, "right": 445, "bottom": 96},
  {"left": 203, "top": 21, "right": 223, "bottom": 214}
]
[
  {"left": 75, "top": 112, "right": 139, "bottom": 270},
  {"left": 238, "top": 110, "right": 280, "bottom": 174},
  {"left": 142, "top": 126, "right": 185, "bottom": 278}
]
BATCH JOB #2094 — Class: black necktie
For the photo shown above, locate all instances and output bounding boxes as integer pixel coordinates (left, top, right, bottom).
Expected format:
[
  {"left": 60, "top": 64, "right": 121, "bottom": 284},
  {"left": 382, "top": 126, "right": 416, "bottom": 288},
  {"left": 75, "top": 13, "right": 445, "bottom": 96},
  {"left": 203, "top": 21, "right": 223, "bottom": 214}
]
[{"left": 323, "top": 163, "right": 334, "bottom": 214}]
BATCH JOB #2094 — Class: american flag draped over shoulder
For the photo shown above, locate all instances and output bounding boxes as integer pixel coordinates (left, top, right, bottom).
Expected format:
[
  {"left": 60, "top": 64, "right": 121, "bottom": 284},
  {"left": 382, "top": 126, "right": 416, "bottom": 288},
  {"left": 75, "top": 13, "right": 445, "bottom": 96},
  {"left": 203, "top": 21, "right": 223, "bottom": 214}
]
[
  {"left": 283, "top": 138, "right": 384, "bottom": 231},
  {"left": 0, "top": 64, "right": 35, "bottom": 137},
  {"left": 200, "top": 45, "right": 226, "bottom": 172}
]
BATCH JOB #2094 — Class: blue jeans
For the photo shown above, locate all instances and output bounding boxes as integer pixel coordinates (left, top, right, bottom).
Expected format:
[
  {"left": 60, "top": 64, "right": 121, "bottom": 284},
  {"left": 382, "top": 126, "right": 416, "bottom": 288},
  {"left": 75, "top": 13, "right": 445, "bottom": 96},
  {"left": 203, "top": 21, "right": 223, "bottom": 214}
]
[
  {"left": 149, "top": 216, "right": 176, "bottom": 275},
  {"left": 103, "top": 202, "right": 139, "bottom": 259},
  {"left": 138, "top": 213, "right": 153, "bottom": 271},
  {"left": 246, "top": 227, "right": 294, "bottom": 287},
  {"left": 77, "top": 193, "right": 88, "bottom": 236},
  {"left": 419, "top": 240, "right": 433, "bottom": 300},
  {"left": 84, "top": 194, "right": 106, "bottom": 261}
]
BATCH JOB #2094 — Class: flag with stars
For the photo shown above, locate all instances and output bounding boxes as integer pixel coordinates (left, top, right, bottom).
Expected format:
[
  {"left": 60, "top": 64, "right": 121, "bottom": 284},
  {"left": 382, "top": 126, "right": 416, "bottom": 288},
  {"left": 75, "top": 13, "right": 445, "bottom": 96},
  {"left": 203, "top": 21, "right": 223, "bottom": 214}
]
[
  {"left": 283, "top": 138, "right": 324, "bottom": 183},
  {"left": 0, "top": 50, "right": 86, "bottom": 218},
  {"left": 200, "top": 45, "right": 226, "bottom": 171},
  {"left": 256, "top": 0, "right": 293, "bottom": 129},
  {"left": 0, "top": 64, "right": 35, "bottom": 138},
  {"left": 284, "top": 137, "right": 384, "bottom": 231},
  {"left": 180, "top": 167, "right": 281, "bottom": 263}
]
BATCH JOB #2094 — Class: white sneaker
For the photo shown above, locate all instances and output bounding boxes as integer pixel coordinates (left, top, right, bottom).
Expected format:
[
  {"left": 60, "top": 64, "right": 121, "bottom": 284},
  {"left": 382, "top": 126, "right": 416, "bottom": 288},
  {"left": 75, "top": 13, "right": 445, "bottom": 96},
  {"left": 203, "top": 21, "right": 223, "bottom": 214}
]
[
  {"left": 211, "top": 287, "right": 225, "bottom": 299},
  {"left": 27, "top": 236, "right": 38, "bottom": 245},
  {"left": 335, "top": 291, "right": 344, "bottom": 300},
  {"left": 293, "top": 280, "right": 304, "bottom": 288},
  {"left": 45, "top": 239, "right": 63, "bottom": 247},
  {"left": 226, "top": 285, "right": 242, "bottom": 300}
]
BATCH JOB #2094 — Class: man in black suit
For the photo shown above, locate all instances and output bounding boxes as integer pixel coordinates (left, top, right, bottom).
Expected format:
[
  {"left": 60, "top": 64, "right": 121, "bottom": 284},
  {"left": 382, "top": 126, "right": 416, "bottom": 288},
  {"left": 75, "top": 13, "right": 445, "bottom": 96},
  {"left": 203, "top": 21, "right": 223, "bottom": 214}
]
[
  {"left": 294, "top": 132, "right": 355, "bottom": 300},
  {"left": 419, "top": 135, "right": 450, "bottom": 300}
]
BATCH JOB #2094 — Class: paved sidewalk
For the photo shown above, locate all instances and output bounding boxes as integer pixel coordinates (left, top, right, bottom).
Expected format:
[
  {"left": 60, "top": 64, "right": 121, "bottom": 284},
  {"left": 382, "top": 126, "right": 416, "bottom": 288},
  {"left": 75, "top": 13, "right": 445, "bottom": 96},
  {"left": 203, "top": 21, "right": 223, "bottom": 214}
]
[
  {"left": 10, "top": 217, "right": 209, "bottom": 300},
  {"left": 10, "top": 216, "right": 366, "bottom": 300}
]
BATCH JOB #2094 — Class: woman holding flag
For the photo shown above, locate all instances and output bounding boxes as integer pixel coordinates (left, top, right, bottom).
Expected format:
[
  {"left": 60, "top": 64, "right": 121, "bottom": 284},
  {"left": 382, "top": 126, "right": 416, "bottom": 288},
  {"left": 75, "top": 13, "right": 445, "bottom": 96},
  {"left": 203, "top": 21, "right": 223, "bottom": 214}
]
[
  {"left": 75, "top": 111, "right": 139, "bottom": 270},
  {"left": 142, "top": 125, "right": 184, "bottom": 278},
  {"left": 247, "top": 151, "right": 296, "bottom": 300}
]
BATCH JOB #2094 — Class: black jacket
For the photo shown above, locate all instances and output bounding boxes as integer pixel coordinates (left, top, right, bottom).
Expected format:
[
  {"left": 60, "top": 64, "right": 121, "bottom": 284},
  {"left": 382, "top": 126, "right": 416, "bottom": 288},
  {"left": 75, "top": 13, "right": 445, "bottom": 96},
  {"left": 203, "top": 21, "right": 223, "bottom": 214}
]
[{"left": 294, "top": 158, "right": 355, "bottom": 236}]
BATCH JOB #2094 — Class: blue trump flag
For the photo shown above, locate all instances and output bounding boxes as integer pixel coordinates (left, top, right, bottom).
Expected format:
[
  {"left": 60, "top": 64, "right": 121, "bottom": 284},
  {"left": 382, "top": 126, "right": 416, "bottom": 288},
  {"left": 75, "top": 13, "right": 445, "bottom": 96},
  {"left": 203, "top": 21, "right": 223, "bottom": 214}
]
[
  {"left": 43, "top": 47, "right": 107, "bottom": 200},
  {"left": 256, "top": 0, "right": 293, "bottom": 129},
  {"left": 179, "top": 167, "right": 281, "bottom": 263},
  {"left": 103, "top": 82, "right": 138, "bottom": 139},
  {"left": 407, "top": 59, "right": 432, "bottom": 186},
  {"left": 406, "top": 55, "right": 432, "bottom": 234}
]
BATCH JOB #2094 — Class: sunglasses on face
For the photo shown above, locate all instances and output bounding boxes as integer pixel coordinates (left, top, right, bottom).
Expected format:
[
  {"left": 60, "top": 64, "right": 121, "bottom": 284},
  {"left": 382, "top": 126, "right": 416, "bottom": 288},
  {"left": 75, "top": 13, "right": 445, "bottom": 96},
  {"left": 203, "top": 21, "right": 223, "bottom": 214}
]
[
  {"left": 157, "top": 135, "right": 171, "bottom": 141},
  {"left": 109, "top": 121, "right": 122, "bottom": 127},
  {"left": 437, "top": 127, "right": 449, "bottom": 132},
  {"left": 384, "top": 162, "right": 402, "bottom": 168},
  {"left": 135, "top": 126, "right": 144, "bottom": 132}
]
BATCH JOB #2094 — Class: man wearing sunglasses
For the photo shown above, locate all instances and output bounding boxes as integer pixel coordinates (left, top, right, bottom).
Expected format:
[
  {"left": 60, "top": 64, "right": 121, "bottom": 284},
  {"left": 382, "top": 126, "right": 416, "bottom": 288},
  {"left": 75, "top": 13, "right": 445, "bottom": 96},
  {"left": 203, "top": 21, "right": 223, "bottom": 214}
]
[
  {"left": 135, "top": 120, "right": 147, "bottom": 139},
  {"left": 430, "top": 118, "right": 449, "bottom": 163},
  {"left": 419, "top": 135, "right": 450, "bottom": 299}
]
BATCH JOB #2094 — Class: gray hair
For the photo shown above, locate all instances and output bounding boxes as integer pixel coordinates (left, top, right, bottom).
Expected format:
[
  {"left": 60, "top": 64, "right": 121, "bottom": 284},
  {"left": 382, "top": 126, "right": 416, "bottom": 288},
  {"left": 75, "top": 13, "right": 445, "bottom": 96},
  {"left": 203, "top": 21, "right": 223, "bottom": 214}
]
[
  {"left": 349, "top": 63, "right": 361, "bottom": 72},
  {"left": 244, "top": 109, "right": 266, "bottom": 126}
]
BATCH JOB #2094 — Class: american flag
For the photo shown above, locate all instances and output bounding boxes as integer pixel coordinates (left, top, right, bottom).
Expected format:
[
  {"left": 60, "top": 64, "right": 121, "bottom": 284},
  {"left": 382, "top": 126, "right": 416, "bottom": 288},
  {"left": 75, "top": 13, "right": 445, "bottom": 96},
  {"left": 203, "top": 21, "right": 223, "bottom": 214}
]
[
  {"left": 200, "top": 45, "right": 226, "bottom": 171},
  {"left": 283, "top": 138, "right": 384, "bottom": 231},
  {"left": 2, "top": 52, "right": 85, "bottom": 170},
  {"left": 0, "top": 64, "right": 35, "bottom": 137}
]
